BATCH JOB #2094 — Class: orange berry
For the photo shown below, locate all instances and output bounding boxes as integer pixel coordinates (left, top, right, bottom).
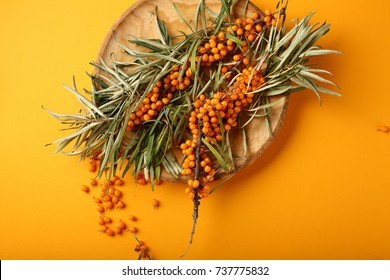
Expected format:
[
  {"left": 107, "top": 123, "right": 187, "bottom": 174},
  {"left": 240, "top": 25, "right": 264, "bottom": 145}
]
[
  {"left": 130, "top": 113, "right": 136, "bottom": 120},
  {"left": 180, "top": 143, "right": 188, "bottom": 150},
  {"left": 246, "top": 17, "right": 254, "bottom": 24},
  {"left": 128, "top": 215, "right": 137, "bottom": 221},
  {"left": 227, "top": 45, "right": 235, "bottom": 52},
  {"left": 185, "top": 169, "right": 193, "bottom": 175},
  {"left": 185, "top": 139, "right": 192, "bottom": 147},
  {"left": 143, "top": 114, "right": 151, "bottom": 121},
  {"left": 108, "top": 187, "right": 115, "bottom": 195},
  {"left": 90, "top": 178, "right": 98, "bottom": 186},
  {"left": 105, "top": 201, "right": 113, "bottom": 210},
  {"left": 98, "top": 217, "right": 105, "bottom": 225},
  {"left": 118, "top": 220, "right": 126, "bottom": 230},
  {"left": 128, "top": 226, "right": 137, "bottom": 233},
  {"left": 88, "top": 164, "right": 96, "bottom": 172},
  {"left": 97, "top": 205, "right": 105, "bottom": 213},
  {"left": 152, "top": 199, "right": 160, "bottom": 208},
  {"left": 377, "top": 126, "right": 389, "bottom": 133},
  {"left": 115, "top": 179, "right": 124, "bottom": 186},
  {"left": 110, "top": 175, "right": 118, "bottom": 184},
  {"left": 202, "top": 127, "right": 210, "bottom": 134},
  {"left": 217, "top": 43, "right": 225, "bottom": 50},
  {"left": 114, "top": 190, "right": 122, "bottom": 197},
  {"left": 245, "top": 24, "right": 252, "bottom": 31},
  {"left": 81, "top": 185, "right": 89, "bottom": 193},
  {"left": 137, "top": 178, "right": 147, "bottom": 185},
  {"left": 192, "top": 180, "right": 200, "bottom": 188},
  {"left": 147, "top": 109, "right": 155, "bottom": 116},
  {"left": 188, "top": 154, "right": 195, "bottom": 161},
  {"left": 184, "top": 78, "right": 191, "bottom": 86},
  {"left": 162, "top": 98, "right": 170, "bottom": 105},
  {"left": 110, "top": 196, "right": 119, "bottom": 204},
  {"left": 116, "top": 200, "right": 125, "bottom": 209},
  {"left": 218, "top": 31, "right": 225, "bottom": 40},
  {"left": 156, "top": 101, "right": 163, "bottom": 109},
  {"left": 198, "top": 47, "right": 207, "bottom": 54},
  {"left": 99, "top": 225, "right": 108, "bottom": 232},
  {"left": 113, "top": 227, "right": 122, "bottom": 235}
]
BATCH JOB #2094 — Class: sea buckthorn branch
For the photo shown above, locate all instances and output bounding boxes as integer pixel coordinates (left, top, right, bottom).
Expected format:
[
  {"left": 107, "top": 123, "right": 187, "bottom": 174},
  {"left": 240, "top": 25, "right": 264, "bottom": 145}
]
[
  {"left": 180, "top": 64, "right": 268, "bottom": 253},
  {"left": 183, "top": 116, "right": 204, "bottom": 256}
]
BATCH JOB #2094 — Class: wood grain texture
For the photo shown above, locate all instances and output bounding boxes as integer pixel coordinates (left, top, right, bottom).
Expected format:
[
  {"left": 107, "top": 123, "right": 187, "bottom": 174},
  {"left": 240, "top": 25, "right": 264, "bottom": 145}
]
[{"left": 94, "top": 0, "right": 289, "bottom": 183}]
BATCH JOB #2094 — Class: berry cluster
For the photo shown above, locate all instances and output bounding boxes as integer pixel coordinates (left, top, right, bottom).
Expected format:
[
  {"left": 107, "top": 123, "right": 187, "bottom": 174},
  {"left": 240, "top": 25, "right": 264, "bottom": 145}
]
[
  {"left": 126, "top": 65, "right": 193, "bottom": 132},
  {"left": 194, "top": 31, "right": 235, "bottom": 67},
  {"left": 96, "top": 175, "right": 126, "bottom": 212},
  {"left": 99, "top": 219, "right": 126, "bottom": 236},
  {"left": 180, "top": 65, "right": 265, "bottom": 199},
  {"left": 229, "top": 10, "right": 279, "bottom": 40}
]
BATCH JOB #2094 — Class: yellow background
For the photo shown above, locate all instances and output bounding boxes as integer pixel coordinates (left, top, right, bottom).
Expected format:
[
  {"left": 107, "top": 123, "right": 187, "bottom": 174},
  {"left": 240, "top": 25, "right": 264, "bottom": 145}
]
[{"left": 1, "top": 0, "right": 389, "bottom": 260}]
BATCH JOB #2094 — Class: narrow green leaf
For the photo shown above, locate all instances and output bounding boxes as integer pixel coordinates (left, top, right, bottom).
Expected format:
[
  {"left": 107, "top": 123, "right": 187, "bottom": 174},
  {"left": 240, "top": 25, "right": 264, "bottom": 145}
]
[
  {"left": 173, "top": 3, "right": 194, "bottom": 33},
  {"left": 300, "top": 70, "right": 338, "bottom": 87},
  {"left": 225, "top": 33, "right": 244, "bottom": 46},
  {"left": 63, "top": 84, "right": 106, "bottom": 118},
  {"left": 201, "top": 138, "right": 229, "bottom": 172}
]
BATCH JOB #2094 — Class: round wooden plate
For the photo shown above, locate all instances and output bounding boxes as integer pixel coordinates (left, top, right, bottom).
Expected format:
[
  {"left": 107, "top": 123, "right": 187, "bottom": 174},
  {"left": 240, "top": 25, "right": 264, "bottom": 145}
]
[{"left": 94, "top": 0, "right": 289, "bottom": 183}]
